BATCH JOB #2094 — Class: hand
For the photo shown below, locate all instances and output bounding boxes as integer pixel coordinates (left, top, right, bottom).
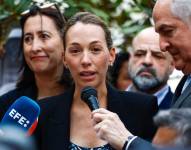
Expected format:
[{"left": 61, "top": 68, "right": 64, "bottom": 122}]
[{"left": 92, "top": 108, "right": 133, "bottom": 150}]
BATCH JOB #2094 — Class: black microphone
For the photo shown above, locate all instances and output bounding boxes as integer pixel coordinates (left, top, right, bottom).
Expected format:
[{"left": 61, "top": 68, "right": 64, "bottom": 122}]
[{"left": 81, "top": 86, "right": 99, "bottom": 111}]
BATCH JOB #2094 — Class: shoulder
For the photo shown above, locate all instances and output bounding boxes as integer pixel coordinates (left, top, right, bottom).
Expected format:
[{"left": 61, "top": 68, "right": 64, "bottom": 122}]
[
  {"left": 107, "top": 86, "right": 158, "bottom": 115},
  {"left": 0, "top": 89, "right": 21, "bottom": 119},
  {"left": 0, "top": 88, "right": 21, "bottom": 104},
  {"left": 0, "top": 86, "right": 37, "bottom": 119},
  {"left": 119, "top": 90, "right": 156, "bottom": 100},
  {"left": 37, "top": 88, "right": 73, "bottom": 115},
  {"left": 110, "top": 88, "right": 157, "bottom": 106},
  {"left": 0, "top": 85, "right": 37, "bottom": 101}
]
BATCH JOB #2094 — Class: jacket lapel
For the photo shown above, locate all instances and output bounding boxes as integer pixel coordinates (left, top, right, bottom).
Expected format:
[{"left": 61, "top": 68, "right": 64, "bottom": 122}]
[
  {"left": 45, "top": 87, "right": 74, "bottom": 149},
  {"left": 159, "top": 87, "right": 173, "bottom": 109},
  {"left": 171, "top": 75, "right": 188, "bottom": 106},
  {"left": 172, "top": 75, "right": 191, "bottom": 108}
]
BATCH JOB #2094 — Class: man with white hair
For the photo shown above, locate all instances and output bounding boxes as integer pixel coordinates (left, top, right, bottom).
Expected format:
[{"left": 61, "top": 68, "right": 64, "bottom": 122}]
[
  {"left": 122, "top": 0, "right": 191, "bottom": 149},
  {"left": 153, "top": 0, "right": 191, "bottom": 108}
]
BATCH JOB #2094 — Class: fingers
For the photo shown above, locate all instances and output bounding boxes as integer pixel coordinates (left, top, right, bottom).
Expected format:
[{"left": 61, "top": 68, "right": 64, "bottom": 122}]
[
  {"left": 94, "top": 119, "right": 110, "bottom": 141},
  {"left": 93, "top": 118, "right": 130, "bottom": 149},
  {"left": 91, "top": 108, "right": 134, "bottom": 149},
  {"left": 92, "top": 108, "right": 119, "bottom": 123}
]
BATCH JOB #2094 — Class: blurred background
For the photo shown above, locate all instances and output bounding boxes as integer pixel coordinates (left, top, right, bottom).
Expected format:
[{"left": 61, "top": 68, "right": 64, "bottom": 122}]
[
  {"left": 0, "top": 0, "right": 183, "bottom": 92},
  {"left": 0, "top": 0, "right": 156, "bottom": 51}
]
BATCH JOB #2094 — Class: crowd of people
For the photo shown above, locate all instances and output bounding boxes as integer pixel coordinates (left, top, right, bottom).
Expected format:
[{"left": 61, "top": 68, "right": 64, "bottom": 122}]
[{"left": 0, "top": 0, "right": 191, "bottom": 150}]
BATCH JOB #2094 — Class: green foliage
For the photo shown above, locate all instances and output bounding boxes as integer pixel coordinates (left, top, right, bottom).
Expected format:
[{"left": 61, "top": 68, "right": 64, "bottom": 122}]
[{"left": 0, "top": 0, "right": 155, "bottom": 50}]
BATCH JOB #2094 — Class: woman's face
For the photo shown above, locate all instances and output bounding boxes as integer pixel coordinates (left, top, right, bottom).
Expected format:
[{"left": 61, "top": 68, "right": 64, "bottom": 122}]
[
  {"left": 23, "top": 15, "right": 64, "bottom": 75},
  {"left": 64, "top": 22, "right": 115, "bottom": 89}
]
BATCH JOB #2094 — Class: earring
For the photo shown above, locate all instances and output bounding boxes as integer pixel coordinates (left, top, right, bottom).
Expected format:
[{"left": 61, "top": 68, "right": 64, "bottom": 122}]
[
  {"left": 64, "top": 64, "right": 68, "bottom": 69},
  {"left": 110, "top": 62, "right": 113, "bottom": 67}
]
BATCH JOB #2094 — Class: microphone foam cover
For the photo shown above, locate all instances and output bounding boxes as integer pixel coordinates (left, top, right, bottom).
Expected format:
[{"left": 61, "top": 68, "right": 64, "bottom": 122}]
[
  {"left": 1, "top": 96, "right": 40, "bottom": 131},
  {"left": 81, "top": 86, "right": 97, "bottom": 102}
]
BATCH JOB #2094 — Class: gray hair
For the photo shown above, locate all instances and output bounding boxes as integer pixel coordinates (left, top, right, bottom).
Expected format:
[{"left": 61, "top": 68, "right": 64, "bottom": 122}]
[
  {"left": 171, "top": 0, "right": 191, "bottom": 26},
  {"left": 154, "top": 108, "right": 191, "bottom": 147}
]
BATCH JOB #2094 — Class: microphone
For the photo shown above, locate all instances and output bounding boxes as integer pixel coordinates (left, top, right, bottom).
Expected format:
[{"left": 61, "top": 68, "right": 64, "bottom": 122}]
[
  {"left": 0, "top": 96, "right": 40, "bottom": 135},
  {"left": 0, "top": 125, "right": 37, "bottom": 150},
  {"left": 81, "top": 86, "right": 99, "bottom": 111}
]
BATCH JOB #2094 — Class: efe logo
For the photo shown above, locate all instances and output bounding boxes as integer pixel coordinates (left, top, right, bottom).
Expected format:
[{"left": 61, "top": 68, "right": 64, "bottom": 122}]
[{"left": 8, "top": 109, "right": 30, "bottom": 128}]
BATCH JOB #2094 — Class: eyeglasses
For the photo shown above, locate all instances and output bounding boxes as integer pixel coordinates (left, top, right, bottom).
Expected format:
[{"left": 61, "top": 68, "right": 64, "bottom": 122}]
[{"left": 21, "top": 2, "right": 59, "bottom": 16}]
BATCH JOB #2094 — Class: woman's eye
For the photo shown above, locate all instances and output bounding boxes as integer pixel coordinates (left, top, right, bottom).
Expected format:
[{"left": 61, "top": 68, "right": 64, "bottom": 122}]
[
  {"left": 24, "top": 36, "right": 33, "bottom": 45},
  {"left": 91, "top": 47, "right": 102, "bottom": 53},
  {"left": 69, "top": 48, "right": 81, "bottom": 54},
  {"left": 40, "top": 33, "right": 50, "bottom": 40}
]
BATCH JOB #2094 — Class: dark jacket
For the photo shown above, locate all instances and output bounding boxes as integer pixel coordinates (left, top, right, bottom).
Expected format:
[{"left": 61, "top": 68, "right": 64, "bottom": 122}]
[
  {"left": 172, "top": 75, "right": 191, "bottom": 108},
  {"left": 159, "top": 87, "right": 173, "bottom": 110},
  {"left": 0, "top": 85, "right": 37, "bottom": 119},
  {"left": 34, "top": 85, "right": 158, "bottom": 150}
]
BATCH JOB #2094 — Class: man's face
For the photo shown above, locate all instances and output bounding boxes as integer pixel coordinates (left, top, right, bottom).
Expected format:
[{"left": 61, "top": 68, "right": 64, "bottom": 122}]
[
  {"left": 128, "top": 28, "right": 174, "bottom": 93},
  {"left": 153, "top": 0, "right": 191, "bottom": 74}
]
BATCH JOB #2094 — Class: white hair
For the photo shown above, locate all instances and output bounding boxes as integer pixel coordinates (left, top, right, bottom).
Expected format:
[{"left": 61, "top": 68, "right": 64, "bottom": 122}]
[
  {"left": 171, "top": 0, "right": 191, "bottom": 26},
  {"left": 154, "top": 108, "right": 191, "bottom": 147}
]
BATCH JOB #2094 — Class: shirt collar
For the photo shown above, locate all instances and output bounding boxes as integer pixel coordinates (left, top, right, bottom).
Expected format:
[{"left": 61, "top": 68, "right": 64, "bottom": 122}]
[{"left": 154, "top": 85, "right": 170, "bottom": 105}]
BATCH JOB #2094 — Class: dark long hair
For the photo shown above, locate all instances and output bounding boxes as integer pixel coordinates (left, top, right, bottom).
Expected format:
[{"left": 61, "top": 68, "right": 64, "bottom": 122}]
[
  {"left": 108, "top": 51, "right": 130, "bottom": 88},
  {"left": 17, "top": 4, "right": 72, "bottom": 89}
]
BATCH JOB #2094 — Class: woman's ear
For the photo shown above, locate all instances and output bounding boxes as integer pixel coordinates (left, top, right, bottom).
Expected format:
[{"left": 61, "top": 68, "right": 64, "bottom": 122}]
[
  {"left": 109, "top": 47, "right": 116, "bottom": 66},
  {"left": 63, "top": 54, "right": 68, "bottom": 68}
]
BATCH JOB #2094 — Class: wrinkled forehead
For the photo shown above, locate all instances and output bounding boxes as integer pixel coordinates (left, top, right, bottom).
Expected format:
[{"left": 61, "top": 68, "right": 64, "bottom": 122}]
[
  {"left": 132, "top": 29, "right": 160, "bottom": 50},
  {"left": 153, "top": 0, "right": 172, "bottom": 20}
]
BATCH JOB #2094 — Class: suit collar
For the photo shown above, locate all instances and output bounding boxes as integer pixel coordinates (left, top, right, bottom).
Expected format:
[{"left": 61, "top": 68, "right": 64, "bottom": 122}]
[
  {"left": 159, "top": 87, "right": 173, "bottom": 109},
  {"left": 172, "top": 75, "right": 191, "bottom": 108}
]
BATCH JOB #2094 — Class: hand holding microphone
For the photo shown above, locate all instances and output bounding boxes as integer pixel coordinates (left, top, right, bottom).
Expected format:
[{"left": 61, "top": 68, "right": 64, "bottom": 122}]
[{"left": 81, "top": 86, "right": 133, "bottom": 150}]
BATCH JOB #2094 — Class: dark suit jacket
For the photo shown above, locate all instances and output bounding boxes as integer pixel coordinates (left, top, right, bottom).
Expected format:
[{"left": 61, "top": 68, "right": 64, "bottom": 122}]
[
  {"left": 128, "top": 137, "right": 154, "bottom": 150},
  {"left": 0, "top": 85, "right": 37, "bottom": 119},
  {"left": 172, "top": 75, "right": 191, "bottom": 108},
  {"left": 128, "top": 137, "right": 190, "bottom": 150},
  {"left": 34, "top": 85, "right": 158, "bottom": 150},
  {"left": 159, "top": 87, "right": 173, "bottom": 110},
  {"left": 127, "top": 76, "right": 191, "bottom": 150}
]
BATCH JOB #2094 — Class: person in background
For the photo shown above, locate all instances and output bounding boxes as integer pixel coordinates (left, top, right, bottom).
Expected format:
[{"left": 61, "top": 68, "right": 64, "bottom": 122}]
[
  {"left": 109, "top": 51, "right": 131, "bottom": 90},
  {"left": 153, "top": 0, "right": 191, "bottom": 108},
  {"left": 0, "top": 3, "right": 71, "bottom": 118},
  {"left": 34, "top": 11, "right": 158, "bottom": 150},
  {"left": 152, "top": 108, "right": 191, "bottom": 148},
  {"left": 0, "top": 28, "right": 22, "bottom": 95},
  {"left": 127, "top": 27, "right": 174, "bottom": 110},
  {"left": 113, "top": 0, "right": 191, "bottom": 150}
]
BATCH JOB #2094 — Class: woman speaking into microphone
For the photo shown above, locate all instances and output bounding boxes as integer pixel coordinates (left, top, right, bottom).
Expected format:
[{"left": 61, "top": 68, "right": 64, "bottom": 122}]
[{"left": 35, "top": 12, "right": 158, "bottom": 150}]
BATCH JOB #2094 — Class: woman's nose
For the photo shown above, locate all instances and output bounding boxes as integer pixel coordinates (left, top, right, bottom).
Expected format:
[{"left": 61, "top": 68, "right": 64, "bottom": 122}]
[
  {"left": 31, "top": 38, "right": 43, "bottom": 52},
  {"left": 81, "top": 51, "right": 91, "bottom": 66}
]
